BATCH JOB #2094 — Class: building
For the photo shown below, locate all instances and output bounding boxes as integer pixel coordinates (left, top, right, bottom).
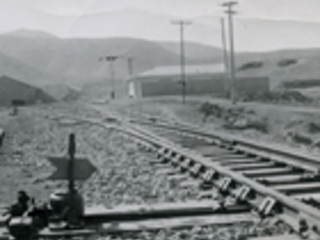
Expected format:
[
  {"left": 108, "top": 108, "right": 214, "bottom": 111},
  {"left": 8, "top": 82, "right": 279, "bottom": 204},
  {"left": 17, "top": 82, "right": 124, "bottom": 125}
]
[
  {"left": 127, "top": 64, "right": 270, "bottom": 98},
  {"left": 0, "top": 75, "right": 55, "bottom": 106}
]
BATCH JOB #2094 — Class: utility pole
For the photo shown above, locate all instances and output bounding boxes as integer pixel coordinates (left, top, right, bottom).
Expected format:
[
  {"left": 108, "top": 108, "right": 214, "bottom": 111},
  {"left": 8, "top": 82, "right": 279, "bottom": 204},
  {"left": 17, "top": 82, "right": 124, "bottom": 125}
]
[
  {"left": 99, "top": 55, "right": 120, "bottom": 100},
  {"left": 125, "top": 57, "right": 135, "bottom": 99},
  {"left": 222, "top": 1, "right": 238, "bottom": 104},
  {"left": 171, "top": 20, "right": 192, "bottom": 104},
  {"left": 68, "top": 133, "right": 75, "bottom": 193},
  {"left": 220, "top": 18, "right": 230, "bottom": 98},
  {"left": 127, "top": 57, "right": 134, "bottom": 76}
]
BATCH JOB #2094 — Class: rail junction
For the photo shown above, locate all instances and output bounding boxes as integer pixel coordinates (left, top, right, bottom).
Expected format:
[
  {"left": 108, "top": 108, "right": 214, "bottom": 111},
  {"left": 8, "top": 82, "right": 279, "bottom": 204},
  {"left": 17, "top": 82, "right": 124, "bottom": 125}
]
[
  {"left": 92, "top": 105, "right": 320, "bottom": 239},
  {"left": 1, "top": 104, "right": 320, "bottom": 240}
]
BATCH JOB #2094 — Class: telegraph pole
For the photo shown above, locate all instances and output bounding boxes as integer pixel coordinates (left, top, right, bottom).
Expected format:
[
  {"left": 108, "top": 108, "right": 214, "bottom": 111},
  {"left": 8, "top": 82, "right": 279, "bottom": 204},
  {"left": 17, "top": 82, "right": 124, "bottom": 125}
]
[
  {"left": 68, "top": 133, "right": 75, "bottom": 193},
  {"left": 221, "top": 18, "right": 230, "bottom": 98},
  {"left": 99, "top": 55, "right": 120, "bottom": 100},
  {"left": 127, "top": 57, "right": 134, "bottom": 76},
  {"left": 126, "top": 57, "right": 135, "bottom": 99},
  {"left": 222, "top": 1, "right": 238, "bottom": 104},
  {"left": 171, "top": 20, "right": 192, "bottom": 104}
]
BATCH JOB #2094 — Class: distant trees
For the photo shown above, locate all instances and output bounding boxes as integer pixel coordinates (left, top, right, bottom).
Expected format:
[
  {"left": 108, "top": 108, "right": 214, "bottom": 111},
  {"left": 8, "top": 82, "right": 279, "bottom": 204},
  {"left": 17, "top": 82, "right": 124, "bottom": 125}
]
[
  {"left": 238, "top": 61, "right": 263, "bottom": 71},
  {"left": 284, "top": 79, "right": 320, "bottom": 88},
  {"left": 278, "top": 59, "right": 297, "bottom": 67},
  {"left": 238, "top": 58, "right": 298, "bottom": 71}
]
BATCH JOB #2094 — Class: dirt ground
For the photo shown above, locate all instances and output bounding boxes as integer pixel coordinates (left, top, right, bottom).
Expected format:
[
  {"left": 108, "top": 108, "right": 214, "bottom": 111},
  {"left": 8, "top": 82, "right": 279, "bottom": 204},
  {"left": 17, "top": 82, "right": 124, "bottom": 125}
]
[{"left": 0, "top": 103, "right": 205, "bottom": 207}]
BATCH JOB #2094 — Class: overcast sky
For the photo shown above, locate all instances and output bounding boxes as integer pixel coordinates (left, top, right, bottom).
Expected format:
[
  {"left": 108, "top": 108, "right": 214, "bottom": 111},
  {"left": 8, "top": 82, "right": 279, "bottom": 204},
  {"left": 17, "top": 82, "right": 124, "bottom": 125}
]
[
  {"left": 2, "top": 0, "right": 320, "bottom": 21},
  {"left": 1, "top": 0, "right": 320, "bottom": 51}
]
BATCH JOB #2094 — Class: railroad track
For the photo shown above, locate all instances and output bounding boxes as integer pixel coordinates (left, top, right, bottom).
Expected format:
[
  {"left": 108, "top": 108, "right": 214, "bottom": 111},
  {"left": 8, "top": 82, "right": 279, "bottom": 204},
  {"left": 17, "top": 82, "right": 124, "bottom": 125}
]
[
  {"left": 126, "top": 117, "right": 320, "bottom": 238},
  {"left": 53, "top": 105, "right": 320, "bottom": 240}
]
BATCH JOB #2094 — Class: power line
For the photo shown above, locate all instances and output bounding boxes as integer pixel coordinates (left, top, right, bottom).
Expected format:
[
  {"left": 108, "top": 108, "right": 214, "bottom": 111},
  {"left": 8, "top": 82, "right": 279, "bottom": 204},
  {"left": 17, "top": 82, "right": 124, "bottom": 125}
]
[
  {"left": 220, "top": 18, "right": 230, "bottom": 98},
  {"left": 99, "top": 55, "right": 120, "bottom": 100},
  {"left": 124, "top": 57, "right": 135, "bottom": 99},
  {"left": 171, "top": 20, "right": 192, "bottom": 104},
  {"left": 126, "top": 57, "right": 134, "bottom": 76},
  {"left": 222, "top": 1, "right": 238, "bottom": 104}
]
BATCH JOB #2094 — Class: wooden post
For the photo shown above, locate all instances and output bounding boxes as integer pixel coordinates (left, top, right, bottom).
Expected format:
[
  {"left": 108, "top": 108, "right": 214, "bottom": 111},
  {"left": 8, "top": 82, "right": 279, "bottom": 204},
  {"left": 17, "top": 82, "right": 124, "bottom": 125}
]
[{"left": 68, "top": 133, "right": 75, "bottom": 193}]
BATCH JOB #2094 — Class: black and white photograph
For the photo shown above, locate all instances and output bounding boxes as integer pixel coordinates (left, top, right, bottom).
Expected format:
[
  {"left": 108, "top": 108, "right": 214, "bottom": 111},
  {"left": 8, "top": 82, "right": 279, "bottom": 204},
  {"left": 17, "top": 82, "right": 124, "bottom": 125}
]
[{"left": 0, "top": 0, "right": 319, "bottom": 239}]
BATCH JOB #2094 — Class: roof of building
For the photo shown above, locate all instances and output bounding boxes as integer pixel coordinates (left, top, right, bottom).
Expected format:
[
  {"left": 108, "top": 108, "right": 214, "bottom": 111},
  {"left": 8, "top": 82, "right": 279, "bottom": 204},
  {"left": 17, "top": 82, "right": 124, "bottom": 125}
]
[
  {"left": 137, "top": 64, "right": 225, "bottom": 78},
  {"left": 0, "top": 75, "right": 55, "bottom": 106}
]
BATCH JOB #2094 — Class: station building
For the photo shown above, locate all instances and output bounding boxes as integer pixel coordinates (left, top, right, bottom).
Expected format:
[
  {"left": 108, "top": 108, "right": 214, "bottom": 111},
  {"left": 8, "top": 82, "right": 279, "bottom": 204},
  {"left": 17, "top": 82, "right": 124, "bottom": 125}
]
[{"left": 127, "top": 64, "right": 270, "bottom": 98}]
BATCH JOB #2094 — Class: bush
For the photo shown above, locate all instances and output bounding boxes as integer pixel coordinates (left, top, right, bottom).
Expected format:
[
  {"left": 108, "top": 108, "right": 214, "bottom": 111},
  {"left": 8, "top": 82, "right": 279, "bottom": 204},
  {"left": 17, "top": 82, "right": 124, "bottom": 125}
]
[
  {"left": 199, "top": 102, "right": 222, "bottom": 122},
  {"left": 224, "top": 117, "right": 268, "bottom": 133},
  {"left": 240, "top": 91, "right": 311, "bottom": 104},
  {"left": 238, "top": 61, "right": 263, "bottom": 71},
  {"left": 287, "top": 131, "right": 313, "bottom": 145},
  {"left": 278, "top": 59, "right": 297, "bottom": 67}
]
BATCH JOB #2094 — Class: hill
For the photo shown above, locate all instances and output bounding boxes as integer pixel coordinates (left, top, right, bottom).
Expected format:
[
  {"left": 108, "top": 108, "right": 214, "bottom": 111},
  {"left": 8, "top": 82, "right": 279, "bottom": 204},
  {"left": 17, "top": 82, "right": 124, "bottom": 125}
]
[
  {"left": 1, "top": 29, "right": 320, "bottom": 96},
  {"left": 0, "top": 31, "right": 220, "bottom": 88},
  {"left": 235, "top": 48, "right": 320, "bottom": 89},
  {"left": 0, "top": 75, "right": 54, "bottom": 106},
  {"left": 4, "top": 7, "right": 320, "bottom": 51},
  {"left": 157, "top": 41, "right": 223, "bottom": 62},
  {"left": 3, "top": 29, "right": 58, "bottom": 39},
  {"left": 42, "top": 84, "right": 80, "bottom": 101},
  {"left": 0, "top": 50, "right": 63, "bottom": 87}
]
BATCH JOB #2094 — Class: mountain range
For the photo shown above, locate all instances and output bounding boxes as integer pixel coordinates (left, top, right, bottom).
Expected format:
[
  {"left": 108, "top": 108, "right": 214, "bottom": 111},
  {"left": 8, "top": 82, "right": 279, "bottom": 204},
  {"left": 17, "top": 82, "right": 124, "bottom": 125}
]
[
  {"left": 1, "top": 28, "right": 320, "bottom": 99},
  {"left": 2, "top": 7, "right": 320, "bottom": 51},
  {"left": 0, "top": 30, "right": 222, "bottom": 88}
]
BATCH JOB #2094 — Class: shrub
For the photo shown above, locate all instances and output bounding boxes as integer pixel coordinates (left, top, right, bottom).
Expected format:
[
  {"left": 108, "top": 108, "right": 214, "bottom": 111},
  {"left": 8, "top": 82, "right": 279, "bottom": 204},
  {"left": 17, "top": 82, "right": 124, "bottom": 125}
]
[
  {"left": 238, "top": 61, "right": 263, "bottom": 71},
  {"left": 199, "top": 102, "right": 222, "bottom": 122},
  {"left": 278, "top": 59, "right": 297, "bottom": 67}
]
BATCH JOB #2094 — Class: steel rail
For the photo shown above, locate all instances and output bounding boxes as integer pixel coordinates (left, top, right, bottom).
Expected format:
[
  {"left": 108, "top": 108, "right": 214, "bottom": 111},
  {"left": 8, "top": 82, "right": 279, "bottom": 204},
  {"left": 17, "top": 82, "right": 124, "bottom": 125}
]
[
  {"left": 51, "top": 114, "right": 320, "bottom": 237},
  {"left": 120, "top": 121, "right": 320, "bottom": 235},
  {"left": 130, "top": 119, "right": 320, "bottom": 173}
]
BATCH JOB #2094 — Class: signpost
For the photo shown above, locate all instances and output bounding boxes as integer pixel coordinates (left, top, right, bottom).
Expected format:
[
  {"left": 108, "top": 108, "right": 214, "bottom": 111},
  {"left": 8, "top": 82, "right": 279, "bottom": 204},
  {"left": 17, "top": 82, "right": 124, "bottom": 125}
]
[
  {"left": 47, "top": 134, "right": 96, "bottom": 182},
  {"left": 47, "top": 133, "right": 96, "bottom": 227},
  {"left": 47, "top": 157, "right": 96, "bottom": 181}
]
